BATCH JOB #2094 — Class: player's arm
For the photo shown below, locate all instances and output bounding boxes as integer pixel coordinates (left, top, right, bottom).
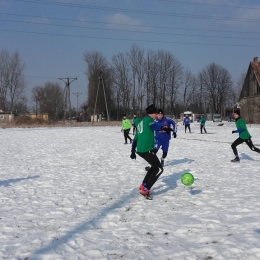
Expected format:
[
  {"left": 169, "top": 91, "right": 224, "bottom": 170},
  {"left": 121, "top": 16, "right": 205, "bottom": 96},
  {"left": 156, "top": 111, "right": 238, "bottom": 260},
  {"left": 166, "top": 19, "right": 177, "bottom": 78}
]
[
  {"left": 150, "top": 121, "right": 163, "bottom": 131},
  {"left": 233, "top": 119, "right": 246, "bottom": 133}
]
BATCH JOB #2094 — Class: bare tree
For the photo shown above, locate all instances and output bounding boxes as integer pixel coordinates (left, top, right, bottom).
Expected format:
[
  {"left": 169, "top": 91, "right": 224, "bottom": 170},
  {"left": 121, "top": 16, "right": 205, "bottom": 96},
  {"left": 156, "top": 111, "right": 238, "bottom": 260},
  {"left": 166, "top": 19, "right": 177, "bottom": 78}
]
[
  {"left": 8, "top": 52, "right": 26, "bottom": 111},
  {"left": 0, "top": 50, "right": 26, "bottom": 111},
  {"left": 12, "top": 96, "right": 28, "bottom": 114},
  {"left": 199, "top": 62, "right": 233, "bottom": 115},
  {"left": 0, "top": 50, "right": 9, "bottom": 103},
  {"left": 145, "top": 50, "right": 160, "bottom": 106},
  {"left": 83, "top": 51, "right": 112, "bottom": 118},
  {"left": 165, "top": 54, "right": 183, "bottom": 115},
  {"left": 111, "top": 52, "right": 132, "bottom": 115},
  {"left": 182, "top": 70, "right": 197, "bottom": 111},
  {"left": 127, "top": 44, "right": 146, "bottom": 115},
  {"left": 157, "top": 50, "right": 175, "bottom": 110},
  {"left": 134, "top": 47, "right": 146, "bottom": 115},
  {"left": 127, "top": 44, "right": 138, "bottom": 113},
  {"left": 32, "top": 82, "right": 63, "bottom": 120}
]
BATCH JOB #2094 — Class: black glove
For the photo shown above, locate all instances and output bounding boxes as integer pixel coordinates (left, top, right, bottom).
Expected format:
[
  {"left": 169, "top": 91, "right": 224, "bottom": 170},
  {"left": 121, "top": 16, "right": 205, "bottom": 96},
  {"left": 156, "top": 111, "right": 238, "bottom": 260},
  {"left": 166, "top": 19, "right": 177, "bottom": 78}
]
[
  {"left": 149, "top": 149, "right": 157, "bottom": 155},
  {"left": 173, "top": 132, "right": 177, "bottom": 138},
  {"left": 161, "top": 126, "right": 172, "bottom": 134},
  {"left": 130, "top": 152, "right": 136, "bottom": 160},
  {"left": 232, "top": 130, "right": 236, "bottom": 134}
]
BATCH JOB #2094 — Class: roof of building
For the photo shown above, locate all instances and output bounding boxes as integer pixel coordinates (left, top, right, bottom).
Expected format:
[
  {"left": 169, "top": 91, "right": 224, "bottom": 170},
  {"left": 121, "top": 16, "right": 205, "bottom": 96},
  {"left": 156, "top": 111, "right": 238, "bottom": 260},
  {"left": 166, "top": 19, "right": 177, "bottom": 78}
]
[
  {"left": 0, "top": 111, "right": 13, "bottom": 114},
  {"left": 250, "top": 57, "right": 260, "bottom": 85}
]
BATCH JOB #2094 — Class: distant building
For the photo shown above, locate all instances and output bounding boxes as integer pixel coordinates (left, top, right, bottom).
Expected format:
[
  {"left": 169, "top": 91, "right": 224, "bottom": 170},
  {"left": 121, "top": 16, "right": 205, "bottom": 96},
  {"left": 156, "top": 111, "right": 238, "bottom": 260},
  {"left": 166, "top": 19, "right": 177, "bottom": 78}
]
[
  {"left": 0, "top": 111, "right": 14, "bottom": 123},
  {"left": 25, "top": 113, "right": 49, "bottom": 121},
  {"left": 239, "top": 57, "right": 260, "bottom": 123}
]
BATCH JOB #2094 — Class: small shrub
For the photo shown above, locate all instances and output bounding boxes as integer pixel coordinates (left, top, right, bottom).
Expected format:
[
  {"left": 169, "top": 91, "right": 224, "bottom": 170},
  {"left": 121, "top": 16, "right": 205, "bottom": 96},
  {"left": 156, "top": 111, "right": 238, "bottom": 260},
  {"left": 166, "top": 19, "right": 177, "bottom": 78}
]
[{"left": 15, "top": 116, "right": 46, "bottom": 125}]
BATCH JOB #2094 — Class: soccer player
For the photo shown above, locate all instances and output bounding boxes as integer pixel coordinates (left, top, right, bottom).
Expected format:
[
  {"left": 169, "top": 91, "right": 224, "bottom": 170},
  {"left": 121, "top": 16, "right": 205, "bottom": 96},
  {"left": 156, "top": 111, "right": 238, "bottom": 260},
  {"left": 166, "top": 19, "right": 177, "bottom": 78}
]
[
  {"left": 231, "top": 109, "right": 260, "bottom": 162},
  {"left": 132, "top": 113, "right": 141, "bottom": 135},
  {"left": 200, "top": 114, "right": 207, "bottom": 134},
  {"left": 130, "top": 104, "right": 169, "bottom": 199},
  {"left": 183, "top": 114, "right": 191, "bottom": 133},
  {"left": 153, "top": 109, "right": 177, "bottom": 167},
  {"left": 122, "top": 114, "right": 132, "bottom": 144}
]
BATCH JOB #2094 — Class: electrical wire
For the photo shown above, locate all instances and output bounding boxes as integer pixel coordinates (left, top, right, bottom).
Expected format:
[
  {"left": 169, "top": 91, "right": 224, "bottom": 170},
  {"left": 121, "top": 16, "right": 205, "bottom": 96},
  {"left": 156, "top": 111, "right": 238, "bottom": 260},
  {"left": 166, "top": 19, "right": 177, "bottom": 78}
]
[
  {"left": 1, "top": 28, "right": 260, "bottom": 48},
  {"left": 1, "top": 12, "right": 259, "bottom": 36},
  {"left": 12, "top": 0, "right": 260, "bottom": 23},
  {"left": 1, "top": 18, "right": 260, "bottom": 41}
]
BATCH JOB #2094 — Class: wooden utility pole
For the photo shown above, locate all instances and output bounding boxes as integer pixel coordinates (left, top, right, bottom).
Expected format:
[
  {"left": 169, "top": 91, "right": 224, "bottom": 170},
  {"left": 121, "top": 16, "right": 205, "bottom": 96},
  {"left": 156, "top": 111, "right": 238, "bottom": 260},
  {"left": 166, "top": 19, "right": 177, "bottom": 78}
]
[{"left": 93, "top": 75, "right": 110, "bottom": 122}]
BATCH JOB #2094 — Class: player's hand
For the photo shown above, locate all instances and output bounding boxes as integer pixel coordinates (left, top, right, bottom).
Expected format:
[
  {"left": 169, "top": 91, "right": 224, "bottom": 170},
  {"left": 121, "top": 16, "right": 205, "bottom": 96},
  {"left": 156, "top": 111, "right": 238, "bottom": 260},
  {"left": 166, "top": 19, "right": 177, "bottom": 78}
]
[
  {"left": 161, "top": 126, "right": 169, "bottom": 132},
  {"left": 173, "top": 132, "right": 177, "bottom": 138},
  {"left": 161, "top": 126, "right": 172, "bottom": 134},
  {"left": 130, "top": 152, "right": 136, "bottom": 160},
  {"left": 232, "top": 130, "right": 236, "bottom": 134}
]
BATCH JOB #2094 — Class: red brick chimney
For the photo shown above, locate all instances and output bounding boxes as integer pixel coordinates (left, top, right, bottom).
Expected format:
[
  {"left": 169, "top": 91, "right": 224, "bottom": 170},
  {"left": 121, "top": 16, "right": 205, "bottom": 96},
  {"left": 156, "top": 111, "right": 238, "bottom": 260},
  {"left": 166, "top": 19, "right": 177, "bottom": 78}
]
[{"left": 253, "top": 57, "right": 258, "bottom": 65}]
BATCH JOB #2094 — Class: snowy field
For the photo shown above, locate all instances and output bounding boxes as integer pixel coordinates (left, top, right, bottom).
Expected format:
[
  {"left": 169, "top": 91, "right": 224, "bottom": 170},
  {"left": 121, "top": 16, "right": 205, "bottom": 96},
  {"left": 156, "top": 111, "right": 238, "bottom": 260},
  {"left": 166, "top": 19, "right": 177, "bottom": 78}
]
[{"left": 1, "top": 121, "right": 260, "bottom": 260}]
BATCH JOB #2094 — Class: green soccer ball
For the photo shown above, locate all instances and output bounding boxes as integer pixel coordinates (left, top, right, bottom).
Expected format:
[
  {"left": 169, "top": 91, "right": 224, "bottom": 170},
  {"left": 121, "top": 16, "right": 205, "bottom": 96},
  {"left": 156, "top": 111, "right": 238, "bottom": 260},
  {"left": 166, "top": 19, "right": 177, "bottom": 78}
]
[{"left": 181, "top": 173, "right": 194, "bottom": 186}]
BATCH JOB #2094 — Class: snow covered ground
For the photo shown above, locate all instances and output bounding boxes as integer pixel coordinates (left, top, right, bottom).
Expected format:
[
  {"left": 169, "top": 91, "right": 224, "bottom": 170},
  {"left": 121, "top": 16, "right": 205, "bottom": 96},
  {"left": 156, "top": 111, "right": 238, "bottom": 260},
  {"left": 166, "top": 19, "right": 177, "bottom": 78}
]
[{"left": 1, "top": 121, "right": 260, "bottom": 260}]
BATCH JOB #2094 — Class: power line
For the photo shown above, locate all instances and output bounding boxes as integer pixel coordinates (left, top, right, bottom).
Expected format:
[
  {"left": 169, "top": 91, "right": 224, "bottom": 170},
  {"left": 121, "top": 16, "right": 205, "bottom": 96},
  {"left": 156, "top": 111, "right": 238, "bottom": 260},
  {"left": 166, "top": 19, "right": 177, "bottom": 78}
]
[
  {"left": 13, "top": 0, "right": 260, "bottom": 11},
  {"left": 1, "top": 28, "right": 260, "bottom": 48},
  {"left": 12, "top": 0, "right": 260, "bottom": 23},
  {"left": 156, "top": 0, "right": 260, "bottom": 10},
  {"left": 1, "top": 12, "right": 260, "bottom": 36},
  {"left": 2, "top": 18, "right": 260, "bottom": 41}
]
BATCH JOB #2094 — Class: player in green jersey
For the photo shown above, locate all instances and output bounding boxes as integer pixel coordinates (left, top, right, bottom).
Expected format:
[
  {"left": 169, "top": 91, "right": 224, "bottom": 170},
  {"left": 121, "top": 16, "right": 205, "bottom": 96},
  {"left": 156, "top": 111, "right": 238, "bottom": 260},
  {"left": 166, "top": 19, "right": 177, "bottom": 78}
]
[
  {"left": 130, "top": 104, "right": 171, "bottom": 198},
  {"left": 231, "top": 109, "right": 260, "bottom": 162}
]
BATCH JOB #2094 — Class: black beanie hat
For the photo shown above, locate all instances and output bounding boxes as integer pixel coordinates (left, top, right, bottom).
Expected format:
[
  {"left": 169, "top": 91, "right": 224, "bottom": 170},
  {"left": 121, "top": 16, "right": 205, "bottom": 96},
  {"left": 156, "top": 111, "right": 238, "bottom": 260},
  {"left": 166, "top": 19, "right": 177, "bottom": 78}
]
[
  {"left": 158, "top": 108, "right": 164, "bottom": 115},
  {"left": 123, "top": 114, "right": 126, "bottom": 117},
  {"left": 145, "top": 104, "right": 158, "bottom": 114},
  {"left": 234, "top": 109, "right": 240, "bottom": 116}
]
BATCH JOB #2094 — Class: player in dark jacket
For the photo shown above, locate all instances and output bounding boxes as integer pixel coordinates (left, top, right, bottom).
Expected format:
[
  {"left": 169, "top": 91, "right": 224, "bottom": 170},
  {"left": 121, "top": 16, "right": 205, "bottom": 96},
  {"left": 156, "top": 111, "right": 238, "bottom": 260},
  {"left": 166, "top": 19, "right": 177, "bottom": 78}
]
[
  {"left": 122, "top": 114, "right": 132, "bottom": 144},
  {"left": 132, "top": 113, "right": 141, "bottom": 135},
  {"left": 200, "top": 114, "right": 207, "bottom": 134},
  {"left": 153, "top": 109, "right": 177, "bottom": 166},
  {"left": 183, "top": 114, "right": 191, "bottom": 133},
  {"left": 231, "top": 110, "right": 260, "bottom": 162}
]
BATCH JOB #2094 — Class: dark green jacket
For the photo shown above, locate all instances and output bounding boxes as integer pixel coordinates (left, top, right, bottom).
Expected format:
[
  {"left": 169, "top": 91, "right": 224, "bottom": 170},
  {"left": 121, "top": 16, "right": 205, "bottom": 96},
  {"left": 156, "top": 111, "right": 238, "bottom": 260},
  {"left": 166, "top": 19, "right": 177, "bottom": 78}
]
[
  {"left": 133, "top": 117, "right": 141, "bottom": 127},
  {"left": 235, "top": 117, "right": 251, "bottom": 140},
  {"left": 200, "top": 117, "right": 206, "bottom": 126},
  {"left": 133, "top": 116, "right": 155, "bottom": 153}
]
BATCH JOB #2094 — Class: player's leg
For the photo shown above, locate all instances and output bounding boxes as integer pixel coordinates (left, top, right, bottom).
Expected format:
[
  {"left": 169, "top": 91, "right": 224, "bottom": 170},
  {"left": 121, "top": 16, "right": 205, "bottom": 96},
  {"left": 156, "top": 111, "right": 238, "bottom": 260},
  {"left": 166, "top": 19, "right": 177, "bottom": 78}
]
[
  {"left": 133, "top": 126, "right": 136, "bottom": 135},
  {"left": 231, "top": 138, "right": 244, "bottom": 161},
  {"left": 126, "top": 129, "right": 132, "bottom": 142},
  {"left": 245, "top": 138, "right": 260, "bottom": 153},
  {"left": 123, "top": 130, "right": 128, "bottom": 144},
  {"left": 137, "top": 151, "right": 162, "bottom": 191},
  {"left": 160, "top": 141, "right": 169, "bottom": 167}
]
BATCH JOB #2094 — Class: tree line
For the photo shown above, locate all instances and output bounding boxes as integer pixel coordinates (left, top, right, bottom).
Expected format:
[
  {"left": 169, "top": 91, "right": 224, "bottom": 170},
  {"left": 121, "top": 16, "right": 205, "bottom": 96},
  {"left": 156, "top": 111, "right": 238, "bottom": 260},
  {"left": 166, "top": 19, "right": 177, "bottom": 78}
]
[
  {"left": 85, "top": 44, "right": 241, "bottom": 120},
  {"left": 0, "top": 45, "right": 242, "bottom": 121}
]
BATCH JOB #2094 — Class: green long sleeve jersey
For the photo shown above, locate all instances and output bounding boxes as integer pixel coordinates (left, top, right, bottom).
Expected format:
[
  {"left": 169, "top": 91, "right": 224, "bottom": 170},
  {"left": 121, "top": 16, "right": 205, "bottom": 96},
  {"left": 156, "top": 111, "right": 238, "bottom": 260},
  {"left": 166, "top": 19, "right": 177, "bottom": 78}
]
[
  {"left": 133, "top": 115, "right": 156, "bottom": 153},
  {"left": 235, "top": 117, "right": 251, "bottom": 140},
  {"left": 133, "top": 117, "right": 142, "bottom": 127},
  {"left": 200, "top": 117, "right": 206, "bottom": 126},
  {"left": 122, "top": 119, "right": 132, "bottom": 130}
]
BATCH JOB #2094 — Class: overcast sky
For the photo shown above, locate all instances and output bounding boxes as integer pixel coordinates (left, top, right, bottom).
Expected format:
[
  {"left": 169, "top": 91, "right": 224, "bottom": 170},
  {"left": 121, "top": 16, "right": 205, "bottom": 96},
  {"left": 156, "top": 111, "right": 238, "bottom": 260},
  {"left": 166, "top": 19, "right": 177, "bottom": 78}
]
[{"left": 1, "top": 0, "right": 260, "bottom": 107}]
